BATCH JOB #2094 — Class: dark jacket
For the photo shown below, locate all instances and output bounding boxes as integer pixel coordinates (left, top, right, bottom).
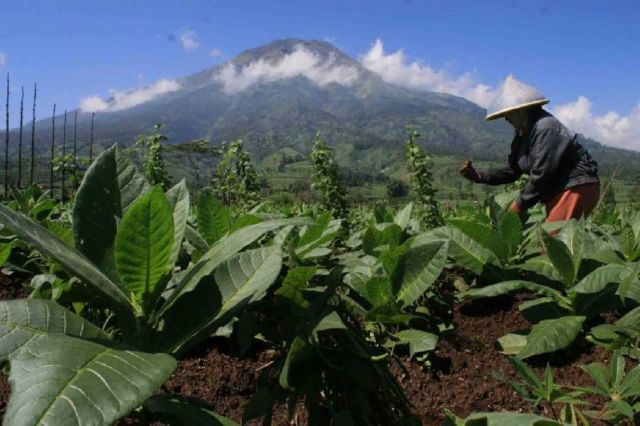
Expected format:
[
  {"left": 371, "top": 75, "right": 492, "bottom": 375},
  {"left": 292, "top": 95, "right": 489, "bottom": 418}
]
[{"left": 478, "top": 109, "right": 599, "bottom": 210}]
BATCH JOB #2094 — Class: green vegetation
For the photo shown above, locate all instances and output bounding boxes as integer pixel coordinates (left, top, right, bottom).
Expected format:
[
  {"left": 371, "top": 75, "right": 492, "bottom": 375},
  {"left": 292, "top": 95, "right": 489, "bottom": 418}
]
[{"left": 0, "top": 124, "right": 639, "bottom": 425}]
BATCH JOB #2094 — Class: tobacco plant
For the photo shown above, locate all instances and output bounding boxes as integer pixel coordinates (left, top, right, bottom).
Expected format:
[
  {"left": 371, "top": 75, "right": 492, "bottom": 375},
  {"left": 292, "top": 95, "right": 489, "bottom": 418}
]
[
  {"left": 135, "top": 123, "right": 172, "bottom": 190},
  {"left": 340, "top": 202, "right": 449, "bottom": 361},
  {"left": 0, "top": 144, "right": 309, "bottom": 424},
  {"left": 405, "top": 129, "right": 443, "bottom": 229},
  {"left": 310, "top": 132, "right": 349, "bottom": 220},
  {"left": 460, "top": 220, "right": 640, "bottom": 358},
  {"left": 209, "top": 139, "right": 260, "bottom": 210}
]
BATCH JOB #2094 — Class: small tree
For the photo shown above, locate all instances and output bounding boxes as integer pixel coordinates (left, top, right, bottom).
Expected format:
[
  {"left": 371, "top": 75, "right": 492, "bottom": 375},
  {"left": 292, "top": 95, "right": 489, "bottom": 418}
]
[
  {"left": 386, "top": 178, "right": 410, "bottom": 198},
  {"left": 135, "top": 124, "right": 171, "bottom": 190},
  {"left": 405, "top": 129, "right": 443, "bottom": 228},
  {"left": 210, "top": 139, "right": 260, "bottom": 209},
  {"left": 310, "top": 132, "right": 349, "bottom": 219}
]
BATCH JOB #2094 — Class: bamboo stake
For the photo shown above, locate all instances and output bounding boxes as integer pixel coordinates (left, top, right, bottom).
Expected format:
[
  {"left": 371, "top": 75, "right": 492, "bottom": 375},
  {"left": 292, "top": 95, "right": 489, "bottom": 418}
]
[
  {"left": 61, "top": 110, "right": 67, "bottom": 200},
  {"left": 50, "top": 104, "right": 55, "bottom": 196},
  {"left": 4, "top": 73, "right": 9, "bottom": 196},
  {"left": 18, "top": 86, "right": 24, "bottom": 189},
  {"left": 30, "top": 83, "right": 36, "bottom": 186}
]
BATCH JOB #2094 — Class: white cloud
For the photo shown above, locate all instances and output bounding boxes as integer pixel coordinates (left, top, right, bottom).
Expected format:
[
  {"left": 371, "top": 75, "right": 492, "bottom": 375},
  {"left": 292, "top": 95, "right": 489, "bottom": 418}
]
[
  {"left": 80, "top": 78, "right": 181, "bottom": 113},
  {"left": 361, "top": 39, "right": 640, "bottom": 151},
  {"left": 209, "top": 48, "right": 222, "bottom": 57},
  {"left": 214, "top": 44, "right": 360, "bottom": 93},
  {"left": 0, "top": 53, "right": 6, "bottom": 67},
  {"left": 180, "top": 30, "right": 199, "bottom": 52},
  {"left": 360, "top": 39, "right": 496, "bottom": 107},
  {"left": 552, "top": 97, "right": 640, "bottom": 151}
]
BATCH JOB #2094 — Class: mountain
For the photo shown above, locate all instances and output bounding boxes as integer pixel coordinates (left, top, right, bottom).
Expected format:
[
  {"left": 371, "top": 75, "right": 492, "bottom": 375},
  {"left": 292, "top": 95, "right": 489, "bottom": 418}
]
[{"left": 4, "top": 38, "right": 640, "bottom": 178}]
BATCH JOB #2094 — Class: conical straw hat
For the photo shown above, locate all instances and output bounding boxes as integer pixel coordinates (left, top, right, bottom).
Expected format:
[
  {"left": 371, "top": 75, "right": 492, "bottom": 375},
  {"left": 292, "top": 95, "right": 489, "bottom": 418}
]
[{"left": 485, "top": 75, "right": 549, "bottom": 121}]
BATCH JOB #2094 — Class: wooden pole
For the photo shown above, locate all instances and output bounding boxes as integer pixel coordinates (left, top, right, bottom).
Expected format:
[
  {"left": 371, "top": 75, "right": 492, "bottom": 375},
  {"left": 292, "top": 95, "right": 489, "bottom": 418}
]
[
  {"left": 61, "top": 110, "right": 67, "bottom": 201},
  {"left": 50, "top": 104, "right": 55, "bottom": 196},
  {"left": 4, "top": 73, "right": 9, "bottom": 196},
  {"left": 73, "top": 110, "right": 78, "bottom": 189},
  {"left": 30, "top": 83, "right": 36, "bottom": 186},
  {"left": 89, "top": 112, "right": 95, "bottom": 163},
  {"left": 18, "top": 86, "right": 24, "bottom": 189}
]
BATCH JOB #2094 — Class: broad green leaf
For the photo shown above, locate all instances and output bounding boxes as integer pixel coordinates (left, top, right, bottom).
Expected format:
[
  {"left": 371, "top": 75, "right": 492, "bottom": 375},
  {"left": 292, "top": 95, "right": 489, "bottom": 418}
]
[
  {"left": 574, "top": 284, "right": 621, "bottom": 316},
  {"left": 571, "top": 264, "right": 627, "bottom": 294},
  {"left": 460, "top": 281, "right": 569, "bottom": 306},
  {"left": 28, "top": 199, "right": 56, "bottom": 222},
  {"left": 0, "top": 299, "right": 109, "bottom": 362},
  {"left": 115, "top": 186, "right": 174, "bottom": 312},
  {"left": 44, "top": 220, "right": 74, "bottom": 247},
  {"left": 295, "top": 213, "right": 340, "bottom": 259},
  {"left": 450, "top": 219, "right": 509, "bottom": 263},
  {"left": 184, "top": 224, "right": 210, "bottom": 253},
  {"left": 392, "top": 329, "right": 438, "bottom": 358},
  {"left": 616, "top": 305, "right": 640, "bottom": 329},
  {"left": 196, "top": 192, "right": 231, "bottom": 245},
  {"left": 279, "top": 336, "right": 312, "bottom": 389},
  {"left": 497, "top": 333, "right": 528, "bottom": 355},
  {"left": 72, "top": 145, "right": 148, "bottom": 277},
  {"left": 460, "top": 412, "right": 565, "bottom": 425},
  {"left": 169, "top": 245, "right": 283, "bottom": 355},
  {"left": 557, "top": 220, "right": 585, "bottom": 269},
  {"left": 229, "top": 214, "right": 263, "bottom": 233},
  {"left": 362, "top": 223, "right": 402, "bottom": 256},
  {"left": 312, "top": 311, "right": 347, "bottom": 338},
  {"left": 0, "top": 203, "right": 133, "bottom": 319},
  {"left": 617, "top": 225, "right": 637, "bottom": 261},
  {"left": 518, "top": 316, "right": 586, "bottom": 359},
  {"left": 0, "top": 242, "right": 11, "bottom": 266},
  {"left": 436, "top": 226, "right": 496, "bottom": 275},
  {"left": 396, "top": 241, "right": 447, "bottom": 307},
  {"left": 520, "top": 257, "right": 563, "bottom": 283},
  {"left": 393, "top": 202, "right": 413, "bottom": 230},
  {"left": 519, "top": 298, "right": 571, "bottom": 323},
  {"left": 4, "top": 334, "right": 176, "bottom": 426},
  {"left": 144, "top": 395, "right": 240, "bottom": 426},
  {"left": 166, "top": 179, "right": 190, "bottom": 269},
  {"left": 617, "top": 262, "right": 640, "bottom": 302},
  {"left": 364, "top": 276, "right": 393, "bottom": 307},
  {"left": 541, "top": 230, "right": 575, "bottom": 287},
  {"left": 159, "top": 217, "right": 312, "bottom": 317},
  {"left": 214, "top": 246, "right": 282, "bottom": 311},
  {"left": 499, "top": 211, "right": 523, "bottom": 258},
  {"left": 275, "top": 266, "right": 317, "bottom": 309}
]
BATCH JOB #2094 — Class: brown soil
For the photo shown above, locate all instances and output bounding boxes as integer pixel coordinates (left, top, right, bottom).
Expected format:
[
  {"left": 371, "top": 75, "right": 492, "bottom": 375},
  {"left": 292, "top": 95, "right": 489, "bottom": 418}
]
[
  {"left": 0, "top": 272, "right": 613, "bottom": 425},
  {"left": 394, "top": 295, "right": 610, "bottom": 425},
  {"left": 157, "top": 294, "right": 611, "bottom": 425}
]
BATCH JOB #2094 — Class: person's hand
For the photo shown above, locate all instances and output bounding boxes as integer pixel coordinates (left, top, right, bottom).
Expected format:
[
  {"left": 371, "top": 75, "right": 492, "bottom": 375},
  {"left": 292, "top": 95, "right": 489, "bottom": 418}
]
[
  {"left": 509, "top": 201, "right": 528, "bottom": 222},
  {"left": 459, "top": 160, "right": 481, "bottom": 182},
  {"left": 509, "top": 202, "right": 522, "bottom": 214}
]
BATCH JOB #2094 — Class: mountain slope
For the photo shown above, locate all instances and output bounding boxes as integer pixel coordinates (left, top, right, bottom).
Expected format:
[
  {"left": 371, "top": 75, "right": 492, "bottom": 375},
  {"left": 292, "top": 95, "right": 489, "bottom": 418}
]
[{"left": 4, "top": 38, "right": 639, "bottom": 177}]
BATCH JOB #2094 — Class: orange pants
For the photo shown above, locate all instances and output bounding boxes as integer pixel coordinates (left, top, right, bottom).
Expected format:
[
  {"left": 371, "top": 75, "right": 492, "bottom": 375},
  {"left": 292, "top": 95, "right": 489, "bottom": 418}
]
[{"left": 544, "top": 182, "right": 600, "bottom": 222}]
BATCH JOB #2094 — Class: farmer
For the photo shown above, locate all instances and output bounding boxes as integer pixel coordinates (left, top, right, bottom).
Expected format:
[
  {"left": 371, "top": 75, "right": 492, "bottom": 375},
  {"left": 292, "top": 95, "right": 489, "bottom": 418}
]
[{"left": 459, "top": 75, "right": 600, "bottom": 222}]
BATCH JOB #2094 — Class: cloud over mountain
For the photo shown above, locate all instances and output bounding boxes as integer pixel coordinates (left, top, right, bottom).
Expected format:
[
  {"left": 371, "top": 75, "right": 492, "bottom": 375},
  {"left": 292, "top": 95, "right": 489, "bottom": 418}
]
[
  {"left": 552, "top": 97, "right": 640, "bottom": 151},
  {"left": 214, "top": 44, "right": 360, "bottom": 93},
  {"left": 360, "top": 39, "right": 639, "bottom": 150},
  {"left": 360, "top": 39, "right": 495, "bottom": 107},
  {"left": 80, "top": 78, "right": 181, "bottom": 112}
]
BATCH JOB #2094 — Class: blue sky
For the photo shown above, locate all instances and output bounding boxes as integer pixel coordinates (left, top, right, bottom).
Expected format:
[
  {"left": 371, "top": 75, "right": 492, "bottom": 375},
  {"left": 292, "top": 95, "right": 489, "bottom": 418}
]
[{"left": 1, "top": 0, "right": 639, "bottom": 149}]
